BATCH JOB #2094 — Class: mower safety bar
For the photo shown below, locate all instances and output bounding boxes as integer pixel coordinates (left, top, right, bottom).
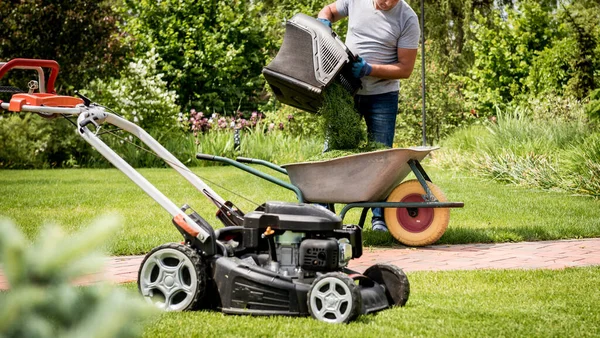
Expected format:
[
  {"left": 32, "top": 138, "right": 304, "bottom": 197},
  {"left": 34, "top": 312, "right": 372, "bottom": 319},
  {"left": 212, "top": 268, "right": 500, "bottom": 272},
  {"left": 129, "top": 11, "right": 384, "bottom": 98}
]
[{"left": 0, "top": 58, "right": 59, "bottom": 93}]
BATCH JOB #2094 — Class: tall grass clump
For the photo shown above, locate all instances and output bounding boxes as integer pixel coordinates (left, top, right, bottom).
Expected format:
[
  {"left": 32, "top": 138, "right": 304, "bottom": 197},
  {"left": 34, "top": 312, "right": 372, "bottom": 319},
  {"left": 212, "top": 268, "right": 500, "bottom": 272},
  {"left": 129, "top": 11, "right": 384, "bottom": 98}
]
[
  {"left": 435, "top": 104, "right": 599, "bottom": 197},
  {"left": 564, "top": 133, "right": 600, "bottom": 197}
]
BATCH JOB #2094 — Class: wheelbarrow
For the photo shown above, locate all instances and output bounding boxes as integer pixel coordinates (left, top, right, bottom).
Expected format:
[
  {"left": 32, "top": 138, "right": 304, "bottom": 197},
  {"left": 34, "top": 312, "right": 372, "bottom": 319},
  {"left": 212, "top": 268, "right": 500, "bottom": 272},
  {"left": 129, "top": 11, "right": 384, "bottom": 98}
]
[{"left": 196, "top": 147, "right": 464, "bottom": 247}]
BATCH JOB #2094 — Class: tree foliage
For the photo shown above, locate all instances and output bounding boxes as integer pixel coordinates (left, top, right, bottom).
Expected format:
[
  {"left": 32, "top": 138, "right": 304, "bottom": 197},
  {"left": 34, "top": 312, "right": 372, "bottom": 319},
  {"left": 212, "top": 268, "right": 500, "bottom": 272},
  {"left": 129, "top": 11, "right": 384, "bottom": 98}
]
[
  {"left": 0, "top": 0, "right": 128, "bottom": 92},
  {"left": 122, "top": 0, "right": 273, "bottom": 114}
]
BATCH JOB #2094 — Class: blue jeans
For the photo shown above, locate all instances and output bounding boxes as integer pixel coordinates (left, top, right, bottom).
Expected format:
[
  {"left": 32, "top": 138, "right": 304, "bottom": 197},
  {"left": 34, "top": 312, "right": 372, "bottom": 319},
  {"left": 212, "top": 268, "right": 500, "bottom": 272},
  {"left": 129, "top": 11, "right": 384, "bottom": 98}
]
[{"left": 355, "top": 91, "right": 399, "bottom": 220}]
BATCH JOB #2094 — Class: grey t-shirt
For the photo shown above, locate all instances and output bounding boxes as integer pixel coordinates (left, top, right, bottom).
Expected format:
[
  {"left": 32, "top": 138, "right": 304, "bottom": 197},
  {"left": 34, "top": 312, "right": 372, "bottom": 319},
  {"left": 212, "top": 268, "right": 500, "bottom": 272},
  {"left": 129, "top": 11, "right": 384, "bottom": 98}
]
[{"left": 335, "top": 0, "right": 420, "bottom": 95}]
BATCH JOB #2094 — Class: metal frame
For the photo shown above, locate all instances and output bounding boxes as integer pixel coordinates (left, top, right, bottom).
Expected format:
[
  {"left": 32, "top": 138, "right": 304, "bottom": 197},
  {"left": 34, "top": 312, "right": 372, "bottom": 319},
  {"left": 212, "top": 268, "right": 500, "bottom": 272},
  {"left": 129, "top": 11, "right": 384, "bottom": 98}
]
[{"left": 196, "top": 155, "right": 464, "bottom": 228}]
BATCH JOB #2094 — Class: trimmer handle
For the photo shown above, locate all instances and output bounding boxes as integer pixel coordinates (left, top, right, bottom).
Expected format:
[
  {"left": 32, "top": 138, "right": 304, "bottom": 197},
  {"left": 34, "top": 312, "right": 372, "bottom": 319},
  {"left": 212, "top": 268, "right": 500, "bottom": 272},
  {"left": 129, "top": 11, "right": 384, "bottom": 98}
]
[{"left": 0, "top": 59, "right": 60, "bottom": 94}]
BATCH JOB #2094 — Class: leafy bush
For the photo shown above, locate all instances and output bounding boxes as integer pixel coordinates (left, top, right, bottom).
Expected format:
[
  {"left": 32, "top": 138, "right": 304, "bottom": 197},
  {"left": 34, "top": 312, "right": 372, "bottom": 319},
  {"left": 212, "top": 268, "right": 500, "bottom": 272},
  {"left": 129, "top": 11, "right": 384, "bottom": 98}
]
[
  {"left": 0, "top": 216, "right": 155, "bottom": 337},
  {"left": 585, "top": 88, "right": 600, "bottom": 122},
  {"left": 84, "top": 49, "right": 180, "bottom": 133},
  {"left": 397, "top": 46, "right": 474, "bottom": 146},
  {"left": 461, "top": 1, "right": 558, "bottom": 116},
  {"left": 0, "top": 114, "right": 93, "bottom": 169},
  {"left": 564, "top": 133, "right": 600, "bottom": 197},
  {"left": 123, "top": 0, "right": 272, "bottom": 113}
]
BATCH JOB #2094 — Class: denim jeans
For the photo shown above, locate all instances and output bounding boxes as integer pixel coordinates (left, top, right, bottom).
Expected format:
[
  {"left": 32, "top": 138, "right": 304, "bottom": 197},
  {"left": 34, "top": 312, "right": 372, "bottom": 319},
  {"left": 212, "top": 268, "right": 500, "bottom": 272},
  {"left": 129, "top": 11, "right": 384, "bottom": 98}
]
[{"left": 355, "top": 91, "right": 399, "bottom": 220}]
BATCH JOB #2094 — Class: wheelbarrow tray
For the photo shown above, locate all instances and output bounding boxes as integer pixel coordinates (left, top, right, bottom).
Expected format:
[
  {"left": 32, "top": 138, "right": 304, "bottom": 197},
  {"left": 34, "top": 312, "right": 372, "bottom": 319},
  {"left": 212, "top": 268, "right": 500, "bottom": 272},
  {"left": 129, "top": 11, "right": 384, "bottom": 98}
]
[{"left": 281, "top": 147, "right": 439, "bottom": 203}]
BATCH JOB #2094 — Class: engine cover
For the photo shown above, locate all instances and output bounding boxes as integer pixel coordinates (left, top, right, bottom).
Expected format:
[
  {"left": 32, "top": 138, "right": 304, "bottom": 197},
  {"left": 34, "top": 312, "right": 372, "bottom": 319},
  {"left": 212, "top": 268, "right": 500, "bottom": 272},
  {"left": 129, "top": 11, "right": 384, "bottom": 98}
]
[{"left": 299, "top": 239, "right": 339, "bottom": 271}]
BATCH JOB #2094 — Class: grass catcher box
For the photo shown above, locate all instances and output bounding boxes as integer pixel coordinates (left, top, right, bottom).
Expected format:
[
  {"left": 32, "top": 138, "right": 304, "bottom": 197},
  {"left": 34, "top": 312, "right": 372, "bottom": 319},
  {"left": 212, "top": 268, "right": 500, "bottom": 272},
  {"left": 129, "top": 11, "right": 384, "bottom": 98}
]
[{"left": 263, "top": 13, "right": 361, "bottom": 113}]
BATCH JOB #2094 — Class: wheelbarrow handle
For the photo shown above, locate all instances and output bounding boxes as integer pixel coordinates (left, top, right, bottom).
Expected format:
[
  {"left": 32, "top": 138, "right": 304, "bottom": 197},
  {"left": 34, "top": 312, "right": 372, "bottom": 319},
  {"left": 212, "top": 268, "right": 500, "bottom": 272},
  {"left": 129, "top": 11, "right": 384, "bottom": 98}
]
[{"left": 196, "top": 154, "right": 216, "bottom": 161}]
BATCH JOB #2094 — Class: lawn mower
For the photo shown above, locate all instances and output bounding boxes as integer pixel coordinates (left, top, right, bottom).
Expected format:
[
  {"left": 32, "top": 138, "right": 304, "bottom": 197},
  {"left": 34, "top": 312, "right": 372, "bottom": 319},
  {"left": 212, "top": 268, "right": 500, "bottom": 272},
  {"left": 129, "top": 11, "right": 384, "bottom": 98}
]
[{"left": 0, "top": 57, "right": 409, "bottom": 323}]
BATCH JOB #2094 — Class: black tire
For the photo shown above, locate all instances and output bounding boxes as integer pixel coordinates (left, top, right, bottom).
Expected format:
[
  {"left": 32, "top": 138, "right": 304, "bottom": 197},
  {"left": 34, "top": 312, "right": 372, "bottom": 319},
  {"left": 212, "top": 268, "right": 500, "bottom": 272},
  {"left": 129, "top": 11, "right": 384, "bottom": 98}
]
[
  {"left": 363, "top": 264, "right": 410, "bottom": 307},
  {"left": 137, "top": 243, "right": 209, "bottom": 311},
  {"left": 307, "top": 272, "right": 362, "bottom": 324}
]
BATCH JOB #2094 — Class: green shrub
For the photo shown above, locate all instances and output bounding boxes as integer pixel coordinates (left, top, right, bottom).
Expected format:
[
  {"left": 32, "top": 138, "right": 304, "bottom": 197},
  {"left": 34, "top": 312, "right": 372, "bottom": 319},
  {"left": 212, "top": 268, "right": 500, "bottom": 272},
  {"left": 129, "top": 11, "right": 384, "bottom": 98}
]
[
  {"left": 84, "top": 49, "right": 180, "bottom": 133},
  {"left": 0, "top": 114, "right": 93, "bottom": 169},
  {"left": 0, "top": 216, "right": 155, "bottom": 337},
  {"left": 122, "top": 0, "right": 272, "bottom": 113},
  {"left": 564, "top": 133, "right": 600, "bottom": 197},
  {"left": 585, "top": 88, "right": 600, "bottom": 121}
]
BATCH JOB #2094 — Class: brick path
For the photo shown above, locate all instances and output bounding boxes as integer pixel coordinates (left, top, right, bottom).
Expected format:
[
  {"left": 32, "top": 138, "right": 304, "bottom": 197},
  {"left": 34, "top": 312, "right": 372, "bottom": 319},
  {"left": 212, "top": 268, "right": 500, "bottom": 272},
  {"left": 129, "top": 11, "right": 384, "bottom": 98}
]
[{"left": 1, "top": 238, "right": 599, "bottom": 289}]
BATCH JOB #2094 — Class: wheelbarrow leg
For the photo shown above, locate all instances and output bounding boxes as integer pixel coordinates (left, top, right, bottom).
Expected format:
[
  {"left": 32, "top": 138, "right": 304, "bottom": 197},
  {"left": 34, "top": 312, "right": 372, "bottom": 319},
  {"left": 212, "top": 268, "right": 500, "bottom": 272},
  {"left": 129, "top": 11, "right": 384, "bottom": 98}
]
[
  {"left": 408, "top": 159, "right": 437, "bottom": 202},
  {"left": 358, "top": 208, "right": 369, "bottom": 228}
]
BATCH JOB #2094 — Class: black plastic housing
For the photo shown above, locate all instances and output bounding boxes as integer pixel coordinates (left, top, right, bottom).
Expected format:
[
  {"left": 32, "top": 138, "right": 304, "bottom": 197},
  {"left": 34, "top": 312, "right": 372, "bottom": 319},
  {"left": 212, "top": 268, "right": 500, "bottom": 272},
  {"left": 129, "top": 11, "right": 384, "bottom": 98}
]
[{"left": 299, "top": 239, "right": 339, "bottom": 271}]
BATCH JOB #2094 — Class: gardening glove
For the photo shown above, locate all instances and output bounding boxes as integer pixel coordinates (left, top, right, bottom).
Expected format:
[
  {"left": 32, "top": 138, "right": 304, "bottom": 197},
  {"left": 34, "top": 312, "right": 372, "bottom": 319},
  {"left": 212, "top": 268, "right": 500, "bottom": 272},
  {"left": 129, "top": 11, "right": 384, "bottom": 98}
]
[
  {"left": 317, "top": 18, "right": 332, "bottom": 28},
  {"left": 352, "top": 56, "right": 372, "bottom": 78}
]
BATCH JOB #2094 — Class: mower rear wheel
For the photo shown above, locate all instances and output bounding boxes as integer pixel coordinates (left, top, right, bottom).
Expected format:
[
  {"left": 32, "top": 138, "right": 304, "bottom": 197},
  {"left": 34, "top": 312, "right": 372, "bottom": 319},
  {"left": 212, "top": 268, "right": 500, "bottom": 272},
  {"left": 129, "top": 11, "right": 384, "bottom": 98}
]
[
  {"left": 308, "top": 272, "right": 361, "bottom": 324},
  {"left": 384, "top": 179, "right": 450, "bottom": 246},
  {"left": 363, "top": 264, "right": 410, "bottom": 307},
  {"left": 138, "top": 243, "right": 208, "bottom": 311}
]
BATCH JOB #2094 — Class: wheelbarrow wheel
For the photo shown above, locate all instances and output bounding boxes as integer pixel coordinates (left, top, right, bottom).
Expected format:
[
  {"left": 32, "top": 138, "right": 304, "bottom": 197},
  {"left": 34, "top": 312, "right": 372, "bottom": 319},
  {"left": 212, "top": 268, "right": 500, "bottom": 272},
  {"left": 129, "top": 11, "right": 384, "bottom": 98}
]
[
  {"left": 384, "top": 179, "right": 450, "bottom": 246},
  {"left": 137, "top": 243, "right": 209, "bottom": 311}
]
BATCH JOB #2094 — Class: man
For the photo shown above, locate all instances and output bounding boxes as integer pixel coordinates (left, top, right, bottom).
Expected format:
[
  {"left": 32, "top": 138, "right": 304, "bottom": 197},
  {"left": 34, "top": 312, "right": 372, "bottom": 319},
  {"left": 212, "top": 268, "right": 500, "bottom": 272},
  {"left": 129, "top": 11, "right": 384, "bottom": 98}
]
[{"left": 318, "top": 0, "right": 420, "bottom": 232}]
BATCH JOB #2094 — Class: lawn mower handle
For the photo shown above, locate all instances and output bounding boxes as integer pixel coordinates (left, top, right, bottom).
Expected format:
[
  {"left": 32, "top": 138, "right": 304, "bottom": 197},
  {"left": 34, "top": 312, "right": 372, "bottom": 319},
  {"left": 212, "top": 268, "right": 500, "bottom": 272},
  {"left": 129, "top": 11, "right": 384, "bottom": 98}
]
[{"left": 0, "top": 59, "right": 59, "bottom": 93}]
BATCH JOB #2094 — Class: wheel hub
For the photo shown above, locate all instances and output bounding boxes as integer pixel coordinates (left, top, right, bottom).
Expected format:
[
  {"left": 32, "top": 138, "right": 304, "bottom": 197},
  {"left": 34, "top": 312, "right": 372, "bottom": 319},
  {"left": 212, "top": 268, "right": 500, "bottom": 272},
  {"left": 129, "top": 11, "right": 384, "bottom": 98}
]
[
  {"left": 396, "top": 193, "right": 434, "bottom": 233},
  {"left": 324, "top": 293, "right": 340, "bottom": 310},
  {"left": 164, "top": 275, "right": 175, "bottom": 288}
]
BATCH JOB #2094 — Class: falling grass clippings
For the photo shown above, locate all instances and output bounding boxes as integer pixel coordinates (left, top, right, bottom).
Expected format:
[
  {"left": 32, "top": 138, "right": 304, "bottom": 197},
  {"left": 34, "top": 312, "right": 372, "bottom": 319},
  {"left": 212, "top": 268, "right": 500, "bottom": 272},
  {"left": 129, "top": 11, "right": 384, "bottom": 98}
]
[{"left": 318, "top": 82, "right": 366, "bottom": 150}]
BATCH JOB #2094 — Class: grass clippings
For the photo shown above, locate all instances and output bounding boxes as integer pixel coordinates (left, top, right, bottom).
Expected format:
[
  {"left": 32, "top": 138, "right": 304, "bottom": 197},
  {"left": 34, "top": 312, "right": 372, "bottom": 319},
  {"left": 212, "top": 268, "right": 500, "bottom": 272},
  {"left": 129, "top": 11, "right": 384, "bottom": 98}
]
[{"left": 318, "top": 82, "right": 365, "bottom": 150}]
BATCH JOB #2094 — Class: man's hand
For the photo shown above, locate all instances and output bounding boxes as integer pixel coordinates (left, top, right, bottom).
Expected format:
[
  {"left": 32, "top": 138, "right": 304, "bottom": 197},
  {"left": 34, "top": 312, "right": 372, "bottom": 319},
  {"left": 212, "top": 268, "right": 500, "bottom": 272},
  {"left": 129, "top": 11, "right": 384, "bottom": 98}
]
[
  {"left": 352, "top": 57, "right": 372, "bottom": 78},
  {"left": 317, "top": 18, "right": 332, "bottom": 28}
]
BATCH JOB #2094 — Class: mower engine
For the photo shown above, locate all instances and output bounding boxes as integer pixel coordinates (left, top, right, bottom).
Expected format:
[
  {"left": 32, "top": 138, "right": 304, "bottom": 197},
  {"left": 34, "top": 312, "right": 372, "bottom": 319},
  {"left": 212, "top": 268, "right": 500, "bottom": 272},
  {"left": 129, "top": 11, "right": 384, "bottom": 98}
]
[{"left": 191, "top": 201, "right": 408, "bottom": 323}]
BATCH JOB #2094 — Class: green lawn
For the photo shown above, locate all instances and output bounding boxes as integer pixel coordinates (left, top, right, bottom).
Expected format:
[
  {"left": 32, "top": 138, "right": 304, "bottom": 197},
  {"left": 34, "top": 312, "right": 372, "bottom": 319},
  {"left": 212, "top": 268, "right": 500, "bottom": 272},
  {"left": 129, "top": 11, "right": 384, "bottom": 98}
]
[
  {"left": 132, "top": 267, "right": 600, "bottom": 337},
  {"left": 1, "top": 164, "right": 600, "bottom": 255}
]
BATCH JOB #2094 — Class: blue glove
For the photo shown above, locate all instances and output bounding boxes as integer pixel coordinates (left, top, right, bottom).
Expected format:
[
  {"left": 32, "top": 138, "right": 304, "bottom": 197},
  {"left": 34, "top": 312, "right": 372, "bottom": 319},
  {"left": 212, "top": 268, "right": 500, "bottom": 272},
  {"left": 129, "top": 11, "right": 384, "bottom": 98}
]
[
  {"left": 352, "top": 56, "right": 372, "bottom": 78},
  {"left": 317, "top": 18, "right": 332, "bottom": 28}
]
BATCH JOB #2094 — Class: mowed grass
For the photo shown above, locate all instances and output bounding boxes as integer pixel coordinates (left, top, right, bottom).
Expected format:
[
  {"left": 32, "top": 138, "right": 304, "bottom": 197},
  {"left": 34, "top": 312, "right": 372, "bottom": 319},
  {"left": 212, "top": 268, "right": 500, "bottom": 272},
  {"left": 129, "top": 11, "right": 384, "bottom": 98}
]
[
  {"left": 127, "top": 267, "right": 600, "bottom": 337},
  {"left": 1, "top": 163, "right": 600, "bottom": 255}
]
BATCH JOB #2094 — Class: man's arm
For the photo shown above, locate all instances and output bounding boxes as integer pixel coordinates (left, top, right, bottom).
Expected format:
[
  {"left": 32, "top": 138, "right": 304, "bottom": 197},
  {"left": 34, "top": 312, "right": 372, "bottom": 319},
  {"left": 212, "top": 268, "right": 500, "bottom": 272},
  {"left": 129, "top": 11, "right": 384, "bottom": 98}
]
[
  {"left": 369, "top": 48, "right": 418, "bottom": 79},
  {"left": 318, "top": 3, "right": 345, "bottom": 23}
]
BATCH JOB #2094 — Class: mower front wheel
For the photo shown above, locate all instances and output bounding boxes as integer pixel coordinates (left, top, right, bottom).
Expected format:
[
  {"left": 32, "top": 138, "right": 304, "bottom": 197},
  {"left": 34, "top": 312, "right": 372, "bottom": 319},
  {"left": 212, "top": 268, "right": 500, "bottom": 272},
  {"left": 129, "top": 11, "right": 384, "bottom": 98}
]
[
  {"left": 307, "top": 272, "right": 361, "bottom": 324},
  {"left": 137, "top": 243, "right": 209, "bottom": 311}
]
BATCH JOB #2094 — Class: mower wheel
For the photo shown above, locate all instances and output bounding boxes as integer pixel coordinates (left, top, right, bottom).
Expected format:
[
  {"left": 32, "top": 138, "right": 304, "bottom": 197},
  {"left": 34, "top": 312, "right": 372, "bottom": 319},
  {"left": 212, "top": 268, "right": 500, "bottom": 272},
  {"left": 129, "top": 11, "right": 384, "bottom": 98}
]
[
  {"left": 384, "top": 179, "right": 450, "bottom": 246},
  {"left": 138, "top": 243, "right": 209, "bottom": 311},
  {"left": 363, "top": 264, "right": 410, "bottom": 307},
  {"left": 307, "top": 272, "right": 361, "bottom": 324}
]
